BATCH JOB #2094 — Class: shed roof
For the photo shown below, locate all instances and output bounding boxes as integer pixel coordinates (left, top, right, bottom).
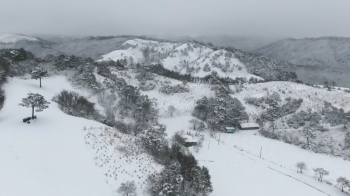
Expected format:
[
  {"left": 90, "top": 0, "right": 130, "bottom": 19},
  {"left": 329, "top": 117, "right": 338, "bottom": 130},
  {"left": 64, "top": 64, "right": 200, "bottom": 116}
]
[
  {"left": 225, "top": 127, "right": 235, "bottom": 129},
  {"left": 240, "top": 123, "right": 260, "bottom": 128},
  {"left": 182, "top": 135, "right": 197, "bottom": 143}
]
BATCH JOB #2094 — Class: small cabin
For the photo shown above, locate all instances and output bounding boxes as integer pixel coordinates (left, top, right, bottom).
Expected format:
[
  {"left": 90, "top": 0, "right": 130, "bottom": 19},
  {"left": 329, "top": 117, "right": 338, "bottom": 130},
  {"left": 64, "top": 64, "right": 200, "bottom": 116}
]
[
  {"left": 182, "top": 136, "right": 198, "bottom": 147},
  {"left": 225, "top": 127, "right": 236, "bottom": 133},
  {"left": 239, "top": 123, "right": 260, "bottom": 130}
]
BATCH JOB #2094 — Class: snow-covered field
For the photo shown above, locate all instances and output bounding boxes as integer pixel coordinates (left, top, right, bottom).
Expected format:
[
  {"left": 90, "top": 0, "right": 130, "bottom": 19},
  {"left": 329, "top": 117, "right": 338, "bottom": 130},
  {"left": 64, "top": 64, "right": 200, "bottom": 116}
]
[
  {"left": 0, "top": 77, "right": 160, "bottom": 196},
  {"left": 0, "top": 33, "right": 38, "bottom": 44},
  {"left": 1, "top": 75, "right": 350, "bottom": 196},
  {"left": 160, "top": 116, "right": 350, "bottom": 196}
]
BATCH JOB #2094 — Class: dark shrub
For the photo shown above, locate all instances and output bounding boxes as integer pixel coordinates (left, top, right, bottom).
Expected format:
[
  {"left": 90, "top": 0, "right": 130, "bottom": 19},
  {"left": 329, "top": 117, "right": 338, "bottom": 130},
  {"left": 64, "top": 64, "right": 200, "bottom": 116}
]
[{"left": 52, "top": 90, "right": 97, "bottom": 119}]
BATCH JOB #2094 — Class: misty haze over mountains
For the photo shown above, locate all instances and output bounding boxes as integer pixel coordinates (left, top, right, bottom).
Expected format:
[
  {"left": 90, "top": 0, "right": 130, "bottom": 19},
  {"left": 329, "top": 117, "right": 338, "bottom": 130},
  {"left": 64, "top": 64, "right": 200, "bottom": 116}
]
[{"left": 2, "top": 33, "right": 350, "bottom": 87}]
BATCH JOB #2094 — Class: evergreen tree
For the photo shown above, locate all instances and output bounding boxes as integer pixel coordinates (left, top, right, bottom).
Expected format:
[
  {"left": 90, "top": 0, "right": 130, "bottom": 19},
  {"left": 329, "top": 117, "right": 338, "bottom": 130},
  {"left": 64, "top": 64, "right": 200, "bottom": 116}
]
[
  {"left": 191, "top": 166, "right": 213, "bottom": 196},
  {"left": 140, "top": 124, "right": 167, "bottom": 155},
  {"left": 31, "top": 67, "right": 48, "bottom": 88},
  {"left": 336, "top": 177, "right": 350, "bottom": 192},
  {"left": 19, "top": 93, "right": 50, "bottom": 118},
  {"left": 149, "top": 160, "right": 183, "bottom": 196}
]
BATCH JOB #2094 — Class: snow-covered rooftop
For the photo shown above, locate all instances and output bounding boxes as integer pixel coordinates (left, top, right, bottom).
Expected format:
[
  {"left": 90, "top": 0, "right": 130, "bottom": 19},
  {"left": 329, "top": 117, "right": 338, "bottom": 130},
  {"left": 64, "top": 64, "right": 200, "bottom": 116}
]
[{"left": 240, "top": 123, "right": 260, "bottom": 129}]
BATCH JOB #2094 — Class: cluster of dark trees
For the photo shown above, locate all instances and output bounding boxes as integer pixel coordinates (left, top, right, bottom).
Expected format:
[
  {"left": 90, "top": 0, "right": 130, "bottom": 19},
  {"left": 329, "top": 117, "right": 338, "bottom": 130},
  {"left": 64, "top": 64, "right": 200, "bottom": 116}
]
[
  {"left": 192, "top": 86, "right": 248, "bottom": 131},
  {"left": 0, "top": 48, "right": 40, "bottom": 113},
  {"left": 147, "top": 64, "right": 193, "bottom": 82},
  {"left": 260, "top": 98, "right": 303, "bottom": 122},
  {"left": 0, "top": 48, "right": 36, "bottom": 76},
  {"left": 146, "top": 64, "right": 255, "bottom": 86},
  {"left": 140, "top": 129, "right": 212, "bottom": 196},
  {"left": 52, "top": 90, "right": 98, "bottom": 119},
  {"left": 54, "top": 55, "right": 126, "bottom": 71},
  {"left": 322, "top": 101, "right": 350, "bottom": 126}
]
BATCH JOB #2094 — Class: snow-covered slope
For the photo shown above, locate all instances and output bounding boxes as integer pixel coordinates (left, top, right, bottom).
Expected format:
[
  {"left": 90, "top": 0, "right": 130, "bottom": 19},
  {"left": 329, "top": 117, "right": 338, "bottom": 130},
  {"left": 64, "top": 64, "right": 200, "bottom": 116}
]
[
  {"left": 255, "top": 37, "right": 350, "bottom": 68},
  {"left": 0, "top": 33, "right": 38, "bottom": 44},
  {"left": 99, "top": 39, "right": 262, "bottom": 80},
  {"left": 160, "top": 116, "right": 350, "bottom": 196},
  {"left": 0, "top": 76, "right": 161, "bottom": 196}
]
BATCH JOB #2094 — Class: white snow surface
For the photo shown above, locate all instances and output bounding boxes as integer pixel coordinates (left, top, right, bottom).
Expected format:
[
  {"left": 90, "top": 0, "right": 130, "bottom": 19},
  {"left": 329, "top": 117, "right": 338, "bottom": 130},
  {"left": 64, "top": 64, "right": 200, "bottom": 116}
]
[
  {"left": 2, "top": 74, "right": 350, "bottom": 195},
  {"left": 0, "top": 77, "right": 113, "bottom": 196},
  {"left": 160, "top": 116, "right": 350, "bottom": 196},
  {"left": 0, "top": 33, "right": 38, "bottom": 44},
  {"left": 0, "top": 76, "right": 160, "bottom": 196}
]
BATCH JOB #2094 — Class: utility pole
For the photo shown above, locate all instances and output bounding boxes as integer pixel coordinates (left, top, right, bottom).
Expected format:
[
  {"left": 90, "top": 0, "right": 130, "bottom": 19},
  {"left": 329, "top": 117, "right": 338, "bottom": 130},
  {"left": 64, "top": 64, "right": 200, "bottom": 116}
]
[
  {"left": 260, "top": 146, "right": 262, "bottom": 158},
  {"left": 208, "top": 140, "right": 210, "bottom": 150},
  {"left": 218, "top": 134, "right": 220, "bottom": 145}
]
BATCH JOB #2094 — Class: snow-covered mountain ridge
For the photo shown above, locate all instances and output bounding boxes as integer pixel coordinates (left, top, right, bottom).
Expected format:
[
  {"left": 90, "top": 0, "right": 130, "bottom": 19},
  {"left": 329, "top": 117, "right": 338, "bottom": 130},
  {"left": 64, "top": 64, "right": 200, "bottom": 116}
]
[
  {"left": 0, "top": 33, "right": 38, "bottom": 44},
  {"left": 255, "top": 37, "right": 350, "bottom": 68},
  {"left": 98, "top": 38, "right": 285, "bottom": 80}
]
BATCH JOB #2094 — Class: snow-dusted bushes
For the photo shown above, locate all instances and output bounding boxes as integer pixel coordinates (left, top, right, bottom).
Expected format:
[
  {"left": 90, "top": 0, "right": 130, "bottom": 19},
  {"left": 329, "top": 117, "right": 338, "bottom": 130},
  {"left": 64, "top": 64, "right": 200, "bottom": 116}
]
[
  {"left": 287, "top": 111, "right": 322, "bottom": 129},
  {"left": 52, "top": 90, "right": 97, "bottom": 119},
  {"left": 139, "top": 81, "right": 156, "bottom": 91},
  {"left": 322, "top": 101, "right": 349, "bottom": 126},
  {"left": 345, "top": 132, "right": 350, "bottom": 149},
  {"left": 135, "top": 70, "right": 154, "bottom": 82},
  {"left": 159, "top": 84, "right": 189, "bottom": 94}
]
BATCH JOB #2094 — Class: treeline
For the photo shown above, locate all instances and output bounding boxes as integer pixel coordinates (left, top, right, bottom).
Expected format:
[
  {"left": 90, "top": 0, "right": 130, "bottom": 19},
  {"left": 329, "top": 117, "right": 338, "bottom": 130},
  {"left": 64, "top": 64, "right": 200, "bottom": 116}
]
[{"left": 146, "top": 64, "right": 258, "bottom": 85}]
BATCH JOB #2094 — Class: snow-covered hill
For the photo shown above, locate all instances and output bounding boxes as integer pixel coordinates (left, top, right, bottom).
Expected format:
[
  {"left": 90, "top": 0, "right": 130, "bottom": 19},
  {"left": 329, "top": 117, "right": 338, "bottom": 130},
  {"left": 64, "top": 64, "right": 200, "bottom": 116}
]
[
  {"left": 0, "top": 33, "right": 38, "bottom": 44},
  {"left": 0, "top": 76, "right": 160, "bottom": 196},
  {"left": 255, "top": 37, "right": 350, "bottom": 68},
  {"left": 99, "top": 39, "right": 262, "bottom": 80},
  {"left": 2, "top": 75, "right": 349, "bottom": 196}
]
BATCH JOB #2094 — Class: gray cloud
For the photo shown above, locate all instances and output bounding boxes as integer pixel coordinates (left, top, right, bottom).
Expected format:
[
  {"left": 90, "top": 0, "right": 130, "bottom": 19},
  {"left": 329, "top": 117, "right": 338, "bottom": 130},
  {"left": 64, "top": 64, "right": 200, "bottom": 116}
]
[{"left": 1, "top": 0, "right": 350, "bottom": 38}]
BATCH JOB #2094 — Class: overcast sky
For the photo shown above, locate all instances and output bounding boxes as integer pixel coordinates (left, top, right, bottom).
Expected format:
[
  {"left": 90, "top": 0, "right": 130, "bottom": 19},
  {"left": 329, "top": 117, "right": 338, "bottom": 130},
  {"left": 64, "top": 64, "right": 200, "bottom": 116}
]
[{"left": 1, "top": 0, "right": 350, "bottom": 38}]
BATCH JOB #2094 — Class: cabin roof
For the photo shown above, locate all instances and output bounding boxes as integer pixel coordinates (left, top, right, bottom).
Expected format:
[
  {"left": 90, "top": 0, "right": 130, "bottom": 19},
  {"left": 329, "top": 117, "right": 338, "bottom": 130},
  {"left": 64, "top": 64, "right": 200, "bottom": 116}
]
[
  {"left": 225, "top": 127, "right": 235, "bottom": 129},
  {"left": 182, "top": 135, "right": 197, "bottom": 143},
  {"left": 240, "top": 123, "right": 259, "bottom": 128}
]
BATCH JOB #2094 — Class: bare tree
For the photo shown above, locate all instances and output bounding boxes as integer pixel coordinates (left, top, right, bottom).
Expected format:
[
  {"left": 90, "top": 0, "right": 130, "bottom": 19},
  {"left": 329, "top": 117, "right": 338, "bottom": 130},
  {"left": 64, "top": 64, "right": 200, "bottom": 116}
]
[
  {"left": 295, "top": 162, "right": 307, "bottom": 174},
  {"left": 336, "top": 177, "right": 350, "bottom": 192},
  {"left": 189, "top": 119, "right": 200, "bottom": 130},
  {"left": 313, "top": 168, "right": 329, "bottom": 182},
  {"left": 168, "top": 105, "right": 176, "bottom": 117},
  {"left": 117, "top": 181, "right": 137, "bottom": 196}
]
